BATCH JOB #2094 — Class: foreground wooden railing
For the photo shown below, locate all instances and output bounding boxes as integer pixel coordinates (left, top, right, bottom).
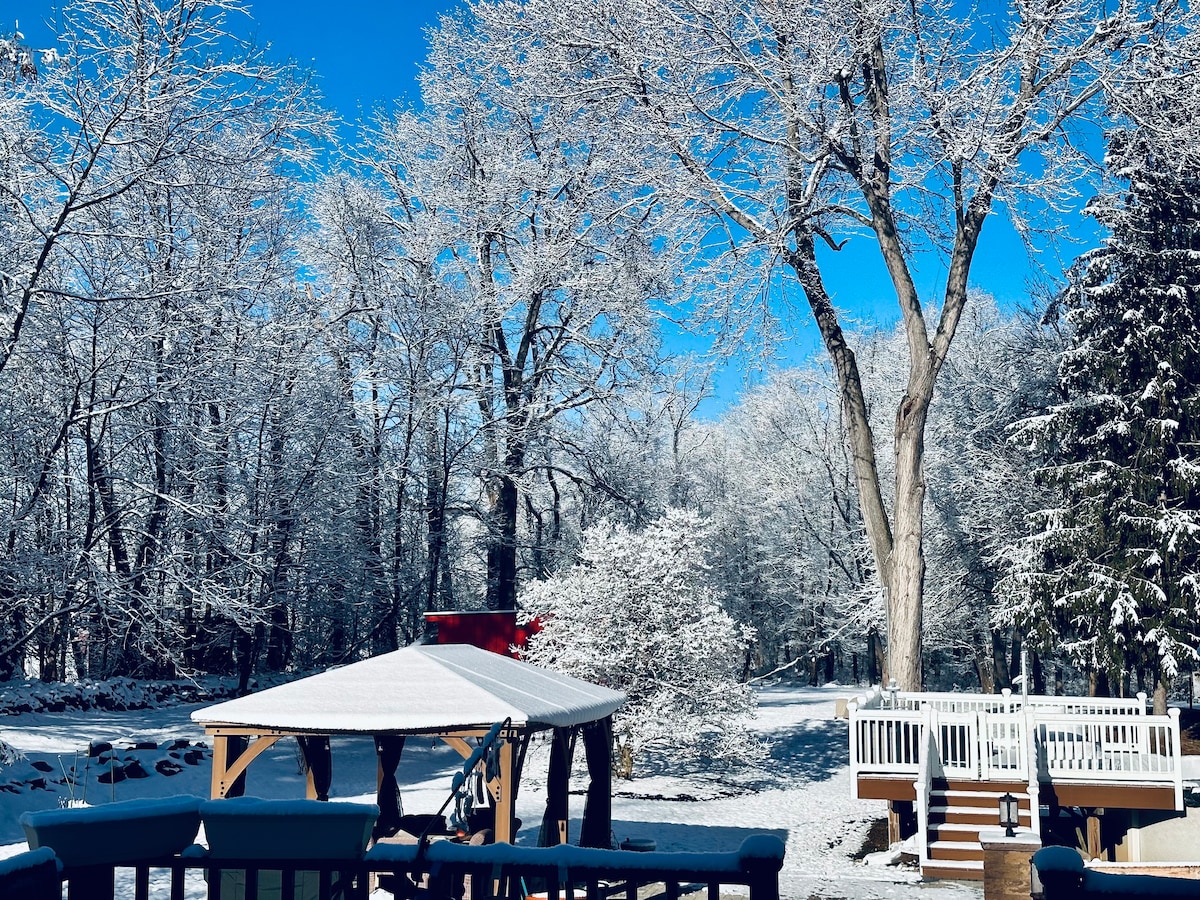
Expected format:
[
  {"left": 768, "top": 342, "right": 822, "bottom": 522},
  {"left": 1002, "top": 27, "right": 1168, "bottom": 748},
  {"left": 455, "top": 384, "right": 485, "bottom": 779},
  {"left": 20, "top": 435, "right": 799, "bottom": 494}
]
[
  {"left": 1033, "top": 845, "right": 1200, "bottom": 899},
  {"left": 0, "top": 835, "right": 787, "bottom": 900}
]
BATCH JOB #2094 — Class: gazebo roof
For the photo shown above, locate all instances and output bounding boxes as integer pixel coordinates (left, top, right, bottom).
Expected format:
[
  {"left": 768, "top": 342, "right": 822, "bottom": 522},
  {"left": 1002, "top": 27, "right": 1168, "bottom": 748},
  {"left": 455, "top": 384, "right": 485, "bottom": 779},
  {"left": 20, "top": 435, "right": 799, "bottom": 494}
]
[{"left": 191, "top": 643, "right": 624, "bottom": 735}]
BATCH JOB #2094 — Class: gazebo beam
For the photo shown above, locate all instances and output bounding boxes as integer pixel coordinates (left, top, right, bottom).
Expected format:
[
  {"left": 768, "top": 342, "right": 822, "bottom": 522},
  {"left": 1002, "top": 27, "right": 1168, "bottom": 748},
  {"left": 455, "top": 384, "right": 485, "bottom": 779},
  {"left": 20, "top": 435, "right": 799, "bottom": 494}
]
[
  {"left": 493, "top": 737, "right": 516, "bottom": 845},
  {"left": 209, "top": 734, "right": 286, "bottom": 799}
]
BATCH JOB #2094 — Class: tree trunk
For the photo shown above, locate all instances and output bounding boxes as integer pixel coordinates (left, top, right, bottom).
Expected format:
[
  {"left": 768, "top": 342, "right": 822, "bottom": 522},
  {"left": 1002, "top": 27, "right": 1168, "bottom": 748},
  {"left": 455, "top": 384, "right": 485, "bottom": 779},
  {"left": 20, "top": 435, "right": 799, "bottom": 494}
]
[
  {"left": 887, "top": 400, "right": 929, "bottom": 690},
  {"left": 991, "top": 630, "right": 1012, "bottom": 692},
  {"left": 486, "top": 441, "right": 523, "bottom": 611},
  {"left": 1153, "top": 671, "right": 1170, "bottom": 716}
]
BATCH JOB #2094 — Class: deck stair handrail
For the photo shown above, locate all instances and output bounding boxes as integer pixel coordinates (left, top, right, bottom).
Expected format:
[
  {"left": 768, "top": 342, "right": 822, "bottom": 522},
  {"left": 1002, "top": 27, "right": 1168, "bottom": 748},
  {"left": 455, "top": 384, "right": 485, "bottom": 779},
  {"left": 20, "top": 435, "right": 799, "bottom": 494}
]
[
  {"left": 1023, "top": 708, "right": 1042, "bottom": 841},
  {"left": 914, "top": 711, "right": 937, "bottom": 872}
]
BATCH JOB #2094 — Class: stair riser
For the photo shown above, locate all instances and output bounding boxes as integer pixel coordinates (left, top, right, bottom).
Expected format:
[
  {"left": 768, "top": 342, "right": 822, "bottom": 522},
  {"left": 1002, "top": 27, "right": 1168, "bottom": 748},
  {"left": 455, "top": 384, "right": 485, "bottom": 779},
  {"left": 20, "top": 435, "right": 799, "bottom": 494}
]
[
  {"left": 929, "top": 846, "right": 983, "bottom": 862},
  {"left": 929, "top": 811, "right": 1032, "bottom": 825},
  {"left": 924, "top": 782, "right": 1036, "bottom": 880},
  {"left": 922, "top": 864, "right": 985, "bottom": 881},
  {"left": 932, "top": 781, "right": 1028, "bottom": 792}
]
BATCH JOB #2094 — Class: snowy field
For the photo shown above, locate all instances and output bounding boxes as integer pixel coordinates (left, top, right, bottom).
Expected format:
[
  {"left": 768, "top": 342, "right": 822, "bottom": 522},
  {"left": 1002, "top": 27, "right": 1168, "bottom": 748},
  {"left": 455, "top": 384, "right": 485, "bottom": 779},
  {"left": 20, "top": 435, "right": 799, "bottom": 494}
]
[{"left": 0, "top": 683, "right": 979, "bottom": 900}]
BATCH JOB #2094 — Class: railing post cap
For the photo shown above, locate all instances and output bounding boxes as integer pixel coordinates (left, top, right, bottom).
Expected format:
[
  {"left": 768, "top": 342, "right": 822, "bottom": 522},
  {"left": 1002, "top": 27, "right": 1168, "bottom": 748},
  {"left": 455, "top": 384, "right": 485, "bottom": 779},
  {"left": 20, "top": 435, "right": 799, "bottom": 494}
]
[
  {"left": 1168, "top": 707, "right": 1181, "bottom": 719},
  {"left": 738, "top": 834, "right": 786, "bottom": 868}
]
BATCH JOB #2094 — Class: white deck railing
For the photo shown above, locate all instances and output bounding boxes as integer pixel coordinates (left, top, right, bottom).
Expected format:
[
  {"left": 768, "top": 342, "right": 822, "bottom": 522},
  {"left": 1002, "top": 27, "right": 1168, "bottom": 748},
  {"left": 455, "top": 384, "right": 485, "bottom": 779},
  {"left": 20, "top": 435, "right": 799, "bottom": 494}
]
[
  {"left": 849, "top": 708, "right": 925, "bottom": 778},
  {"left": 848, "top": 690, "right": 1183, "bottom": 809},
  {"left": 890, "top": 689, "right": 1148, "bottom": 716}
]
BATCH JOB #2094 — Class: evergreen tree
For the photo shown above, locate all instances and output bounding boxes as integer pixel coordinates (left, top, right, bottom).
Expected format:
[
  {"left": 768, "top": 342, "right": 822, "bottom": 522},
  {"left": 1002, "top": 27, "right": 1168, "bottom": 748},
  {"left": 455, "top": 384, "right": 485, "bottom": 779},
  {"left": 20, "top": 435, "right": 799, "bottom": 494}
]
[{"left": 1000, "top": 131, "right": 1200, "bottom": 711}]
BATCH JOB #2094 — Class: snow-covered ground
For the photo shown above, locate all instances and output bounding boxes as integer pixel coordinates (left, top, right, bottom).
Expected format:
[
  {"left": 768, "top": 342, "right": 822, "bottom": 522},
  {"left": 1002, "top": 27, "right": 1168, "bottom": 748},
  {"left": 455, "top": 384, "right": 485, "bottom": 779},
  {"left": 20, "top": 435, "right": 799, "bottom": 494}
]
[{"left": 0, "top": 682, "right": 980, "bottom": 900}]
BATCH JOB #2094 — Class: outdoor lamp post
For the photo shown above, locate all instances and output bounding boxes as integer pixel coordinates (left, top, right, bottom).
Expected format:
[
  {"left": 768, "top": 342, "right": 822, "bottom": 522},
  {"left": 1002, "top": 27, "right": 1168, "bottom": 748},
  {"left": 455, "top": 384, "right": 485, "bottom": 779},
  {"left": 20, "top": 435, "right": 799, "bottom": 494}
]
[
  {"left": 998, "top": 792, "right": 1020, "bottom": 837},
  {"left": 886, "top": 678, "right": 899, "bottom": 710}
]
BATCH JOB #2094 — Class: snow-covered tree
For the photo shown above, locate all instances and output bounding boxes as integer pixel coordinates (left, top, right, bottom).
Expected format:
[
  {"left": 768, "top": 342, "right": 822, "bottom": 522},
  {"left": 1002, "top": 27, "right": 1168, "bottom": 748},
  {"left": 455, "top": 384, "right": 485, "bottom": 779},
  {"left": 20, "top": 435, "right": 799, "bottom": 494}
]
[
  {"left": 998, "top": 130, "right": 1200, "bottom": 712},
  {"left": 519, "top": 509, "right": 761, "bottom": 777},
  {"left": 468, "top": 0, "right": 1186, "bottom": 691}
]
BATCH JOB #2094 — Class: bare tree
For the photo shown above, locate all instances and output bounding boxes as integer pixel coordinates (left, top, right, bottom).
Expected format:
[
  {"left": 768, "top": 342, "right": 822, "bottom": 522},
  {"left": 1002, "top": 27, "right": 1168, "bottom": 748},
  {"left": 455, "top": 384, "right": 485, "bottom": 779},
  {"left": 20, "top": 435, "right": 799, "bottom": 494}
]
[
  {"left": 474, "top": 0, "right": 1181, "bottom": 686},
  {"left": 359, "top": 14, "right": 676, "bottom": 610}
]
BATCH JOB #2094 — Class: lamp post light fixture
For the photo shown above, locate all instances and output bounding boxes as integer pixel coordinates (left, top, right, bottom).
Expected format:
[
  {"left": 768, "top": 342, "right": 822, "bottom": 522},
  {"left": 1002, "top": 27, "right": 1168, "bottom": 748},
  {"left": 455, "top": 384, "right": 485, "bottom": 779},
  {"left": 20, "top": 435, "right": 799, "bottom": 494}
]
[
  {"left": 886, "top": 678, "right": 899, "bottom": 710},
  {"left": 998, "top": 792, "right": 1020, "bottom": 837}
]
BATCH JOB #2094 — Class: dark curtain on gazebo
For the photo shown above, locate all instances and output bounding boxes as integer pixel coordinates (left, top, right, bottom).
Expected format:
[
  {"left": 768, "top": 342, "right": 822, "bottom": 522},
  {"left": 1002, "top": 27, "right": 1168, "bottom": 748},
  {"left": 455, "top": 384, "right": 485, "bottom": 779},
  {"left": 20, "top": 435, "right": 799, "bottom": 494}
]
[
  {"left": 579, "top": 716, "right": 613, "bottom": 849},
  {"left": 538, "top": 727, "right": 575, "bottom": 846},
  {"left": 296, "top": 735, "right": 333, "bottom": 801},
  {"left": 373, "top": 735, "right": 406, "bottom": 838},
  {"left": 226, "top": 736, "right": 248, "bottom": 798}
]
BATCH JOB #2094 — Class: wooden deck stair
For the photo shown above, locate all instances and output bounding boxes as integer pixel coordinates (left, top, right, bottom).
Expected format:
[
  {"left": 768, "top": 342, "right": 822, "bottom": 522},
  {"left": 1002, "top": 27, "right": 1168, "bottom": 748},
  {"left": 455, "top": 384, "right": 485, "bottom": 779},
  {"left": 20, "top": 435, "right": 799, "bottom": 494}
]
[{"left": 922, "top": 779, "right": 1033, "bottom": 881}]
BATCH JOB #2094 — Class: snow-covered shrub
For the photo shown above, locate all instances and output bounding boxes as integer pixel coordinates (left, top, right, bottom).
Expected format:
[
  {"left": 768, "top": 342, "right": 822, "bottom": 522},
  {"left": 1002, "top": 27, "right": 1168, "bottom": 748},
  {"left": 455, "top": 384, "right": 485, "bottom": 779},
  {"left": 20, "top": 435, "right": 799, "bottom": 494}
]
[
  {"left": 0, "top": 675, "right": 253, "bottom": 716},
  {"left": 0, "top": 738, "right": 24, "bottom": 768},
  {"left": 520, "top": 509, "right": 762, "bottom": 777}
]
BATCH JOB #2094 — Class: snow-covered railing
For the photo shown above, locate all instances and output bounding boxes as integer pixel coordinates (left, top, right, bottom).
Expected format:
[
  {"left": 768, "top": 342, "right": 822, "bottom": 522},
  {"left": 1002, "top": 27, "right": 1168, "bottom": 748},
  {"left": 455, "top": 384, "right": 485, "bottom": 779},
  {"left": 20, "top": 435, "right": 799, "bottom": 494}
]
[
  {"left": 933, "top": 708, "right": 980, "bottom": 779},
  {"left": 849, "top": 708, "right": 925, "bottom": 788},
  {"left": 847, "top": 685, "right": 884, "bottom": 710},
  {"left": 893, "top": 689, "right": 1019, "bottom": 714},
  {"left": 848, "top": 691, "right": 1181, "bottom": 807},
  {"left": 1033, "top": 845, "right": 1200, "bottom": 898},
  {"left": 1037, "top": 709, "right": 1183, "bottom": 804},
  {"left": 980, "top": 711, "right": 1028, "bottom": 782},
  {"left": 890, "top": 689, "right": 1147, "bottom": 716},
  {"left": 1026, "top": 693, "right": 1148, "bottom": 717},
  {"left": 3, "top": 835, "right": 788, "bottom": 900}
]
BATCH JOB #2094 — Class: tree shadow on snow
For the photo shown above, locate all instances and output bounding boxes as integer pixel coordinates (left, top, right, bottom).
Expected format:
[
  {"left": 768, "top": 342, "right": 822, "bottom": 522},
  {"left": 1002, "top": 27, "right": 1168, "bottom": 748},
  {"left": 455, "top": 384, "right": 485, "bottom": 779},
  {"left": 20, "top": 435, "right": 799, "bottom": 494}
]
[{"left": 747, "top": 719, "right": 849, "bottom": 788}]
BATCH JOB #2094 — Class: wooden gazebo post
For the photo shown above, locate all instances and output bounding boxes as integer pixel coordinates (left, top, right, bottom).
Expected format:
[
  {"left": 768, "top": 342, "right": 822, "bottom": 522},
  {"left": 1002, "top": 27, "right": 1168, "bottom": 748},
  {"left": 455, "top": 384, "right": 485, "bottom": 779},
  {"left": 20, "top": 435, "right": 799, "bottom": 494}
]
[{"left": 493, "top": 736, "right": 516, "bottom": 844}]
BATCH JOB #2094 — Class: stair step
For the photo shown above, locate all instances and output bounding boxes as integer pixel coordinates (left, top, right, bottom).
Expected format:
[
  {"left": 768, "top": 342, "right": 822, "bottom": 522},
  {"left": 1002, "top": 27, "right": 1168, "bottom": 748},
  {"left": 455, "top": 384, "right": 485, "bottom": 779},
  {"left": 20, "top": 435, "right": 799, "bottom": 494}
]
[
  {"left": 928, "top": 839, "right": 984, "bottom": 861},
  {"left": 928, "top": 822, "right": 992, "bottom": 841},
  {"left": 921, "top": 858, "right": 984, "bottom": 881},
  {"left": 929, "top": 805, "right": 1032, "bottom": 825},
  {"left": 931, "top": 788, "right": 1031, "bottom": 802}
]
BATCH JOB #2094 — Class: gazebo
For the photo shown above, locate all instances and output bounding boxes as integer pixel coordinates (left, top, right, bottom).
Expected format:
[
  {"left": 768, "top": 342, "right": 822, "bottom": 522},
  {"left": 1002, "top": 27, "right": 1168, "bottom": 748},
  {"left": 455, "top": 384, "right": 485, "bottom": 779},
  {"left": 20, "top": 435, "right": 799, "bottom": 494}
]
[{"left": 191, "top": 643, "right": 625, "bottom": 848}]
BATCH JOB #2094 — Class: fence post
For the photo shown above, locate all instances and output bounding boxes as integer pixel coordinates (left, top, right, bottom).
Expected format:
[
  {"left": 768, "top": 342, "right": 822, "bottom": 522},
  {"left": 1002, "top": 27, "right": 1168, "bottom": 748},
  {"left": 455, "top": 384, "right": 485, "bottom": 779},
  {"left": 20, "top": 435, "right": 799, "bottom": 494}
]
[
  {"left": 847, "top": 702, "right": 860, "bottom": 799},
  {"left": 0, "top": 849, "right": 60, "bottom": 900},
  {"left": 738, "top": 835, "right": 785, "bottom": 900}
]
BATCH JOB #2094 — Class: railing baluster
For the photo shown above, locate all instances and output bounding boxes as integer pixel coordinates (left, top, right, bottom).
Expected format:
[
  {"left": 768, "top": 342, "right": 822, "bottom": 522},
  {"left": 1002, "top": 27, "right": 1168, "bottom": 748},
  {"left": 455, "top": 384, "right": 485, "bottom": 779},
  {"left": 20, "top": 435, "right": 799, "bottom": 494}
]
[{"left": 135, "top": 864, "right": 149, "bottom": 900}]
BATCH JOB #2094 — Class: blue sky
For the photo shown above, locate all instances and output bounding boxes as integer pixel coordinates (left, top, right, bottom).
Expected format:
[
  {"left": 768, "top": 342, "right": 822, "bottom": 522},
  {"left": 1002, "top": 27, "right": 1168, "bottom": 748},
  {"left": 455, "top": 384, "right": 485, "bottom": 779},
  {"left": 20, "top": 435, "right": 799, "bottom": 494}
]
[
  {"left": 9, "top": 1, "right": 456, "bottom": 114},
  {"left": 8, "top": 0, "right": 1088, "bottom": 411}
]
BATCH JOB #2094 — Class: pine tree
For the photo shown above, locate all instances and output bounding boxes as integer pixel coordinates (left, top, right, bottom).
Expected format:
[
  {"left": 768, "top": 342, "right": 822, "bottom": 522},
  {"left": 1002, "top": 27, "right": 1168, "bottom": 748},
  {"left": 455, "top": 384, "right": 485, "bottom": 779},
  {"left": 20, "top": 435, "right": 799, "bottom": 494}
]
[{"left": 1000, "top": 131, "right": 1200, "bottom": 711}]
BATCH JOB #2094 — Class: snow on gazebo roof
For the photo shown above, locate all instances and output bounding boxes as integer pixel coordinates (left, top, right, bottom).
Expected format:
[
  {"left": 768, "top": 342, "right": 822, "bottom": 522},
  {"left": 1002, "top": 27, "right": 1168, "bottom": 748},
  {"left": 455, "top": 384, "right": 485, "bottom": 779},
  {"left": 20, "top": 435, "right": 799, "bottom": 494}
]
[{"left": 191, "top": 643, "right": 624, "bottom": 734}]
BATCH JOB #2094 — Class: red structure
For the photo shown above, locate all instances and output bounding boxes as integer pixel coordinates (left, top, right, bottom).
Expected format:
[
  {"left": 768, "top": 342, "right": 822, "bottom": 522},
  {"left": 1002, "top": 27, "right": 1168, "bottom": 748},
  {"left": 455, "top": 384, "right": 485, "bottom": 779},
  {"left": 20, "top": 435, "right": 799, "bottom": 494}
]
[{"left": 423, "top": 610, "right": 538, "bottom": 657}]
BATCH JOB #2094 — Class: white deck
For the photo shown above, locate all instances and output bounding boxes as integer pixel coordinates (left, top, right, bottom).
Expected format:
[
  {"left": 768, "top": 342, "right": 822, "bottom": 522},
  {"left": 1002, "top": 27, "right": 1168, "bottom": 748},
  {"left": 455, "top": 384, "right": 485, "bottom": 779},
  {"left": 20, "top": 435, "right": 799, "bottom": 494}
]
[{"left": 847, "top": 687, "right": 1186, "bottom": 879}]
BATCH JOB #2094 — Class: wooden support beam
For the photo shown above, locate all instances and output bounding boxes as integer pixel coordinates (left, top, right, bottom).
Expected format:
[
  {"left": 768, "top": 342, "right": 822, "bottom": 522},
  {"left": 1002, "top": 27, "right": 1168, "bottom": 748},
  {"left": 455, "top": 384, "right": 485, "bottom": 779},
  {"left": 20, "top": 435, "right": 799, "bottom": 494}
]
[
  {"left": 210, "top": 735, "right": 285, "bottom": 798},
  {"left": 494, "top": 738, "right": 515, "bottom": 845},
  {"left": 1086, "top": 813, "right": 1102, "bottom": 860}
]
